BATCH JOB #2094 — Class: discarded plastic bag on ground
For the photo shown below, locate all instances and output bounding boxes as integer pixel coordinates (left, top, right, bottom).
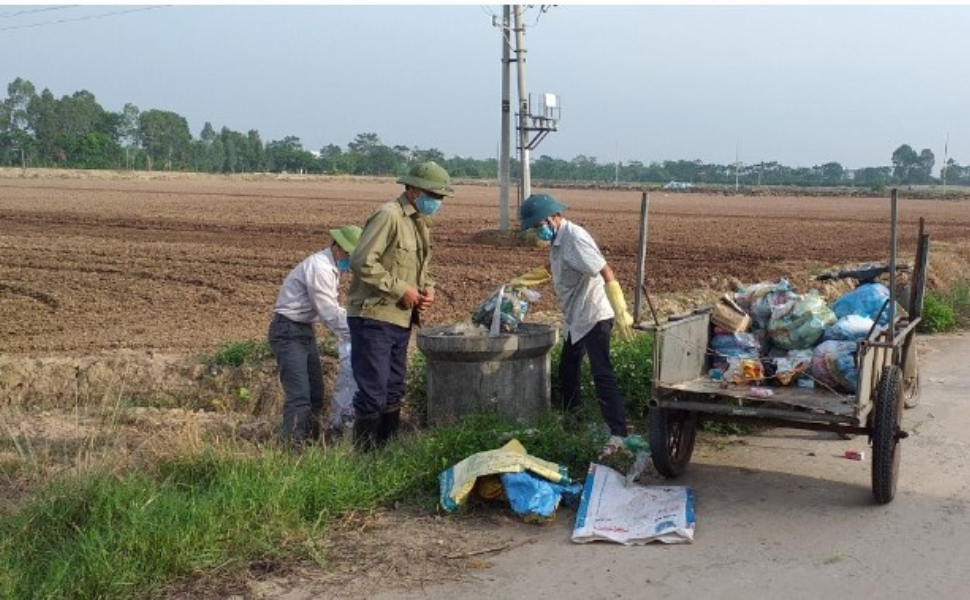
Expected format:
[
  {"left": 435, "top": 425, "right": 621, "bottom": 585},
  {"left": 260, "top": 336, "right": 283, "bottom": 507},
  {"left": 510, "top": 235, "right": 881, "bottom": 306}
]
[
  {"left": 439, "top": 438, "right": 569, "bottom": 515},
  {"left": 572, "top": 463, "right": 695, "bottom": 545},
  {"left": 328, "top": 340, "right": 357, "bottom": 431},
  {"left": 500, "top": 471, "right": 583, "bottom": 524},
  {"left": 471, "top": 286, "right": 541, "bottom": 333}
]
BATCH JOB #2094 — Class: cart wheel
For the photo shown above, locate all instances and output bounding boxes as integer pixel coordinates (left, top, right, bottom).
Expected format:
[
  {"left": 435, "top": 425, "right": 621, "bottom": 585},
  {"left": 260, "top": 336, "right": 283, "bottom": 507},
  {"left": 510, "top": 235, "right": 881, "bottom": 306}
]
[
  {"left": 872, "top": 365, "right": 904, "bottom": 504},
  {"left": 648, "top": 407, "right": 698, "bottom": 478},
  {"left": 902, "top": 343, "right": 921, "bottom": 409}
]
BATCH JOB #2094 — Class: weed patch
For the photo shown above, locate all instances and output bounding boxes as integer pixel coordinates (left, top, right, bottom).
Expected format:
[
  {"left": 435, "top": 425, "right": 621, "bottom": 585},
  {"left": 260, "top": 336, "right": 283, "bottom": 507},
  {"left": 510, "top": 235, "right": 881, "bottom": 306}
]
[
  {"left": 0, "top": 412, "right": 598, "bottom": 599},
  {"left": 208, "top": 339, "right": 273, "bottom": 368}
]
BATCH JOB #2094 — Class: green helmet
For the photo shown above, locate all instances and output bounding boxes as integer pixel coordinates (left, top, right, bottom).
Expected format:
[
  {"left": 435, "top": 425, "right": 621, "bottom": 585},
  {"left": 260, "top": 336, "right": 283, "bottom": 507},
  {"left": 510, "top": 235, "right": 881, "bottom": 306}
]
[
  {"left": 329, "top": 225, "right": 362, "bottom": 253},
  {"left": 519, "top": 194, "right": 567, "bottom": 231},
  {"left": 396, "top": 161, "right": 454, "bottom": 197}
]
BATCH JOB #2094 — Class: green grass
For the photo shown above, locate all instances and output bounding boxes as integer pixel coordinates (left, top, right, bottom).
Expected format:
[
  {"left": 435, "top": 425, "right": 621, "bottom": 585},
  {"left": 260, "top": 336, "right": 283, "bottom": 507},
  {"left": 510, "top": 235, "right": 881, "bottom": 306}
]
[
  {"left": 0, "top": 414, "right": 598, "bottom": 599},
  {"left": 920, "top": 291, "right": 958, "bottom": 333},
  {"left": 208, "top": 339, "right": 273, "bottom": 368},
  {"left": 208, "top": 335, "right": 339, "bottom": 369},
  {"left": 917, "top": 279, "right": 970, "bottom": 334},
  {"left": 547, "top": 332, "right": 655, "bottom": 427}
]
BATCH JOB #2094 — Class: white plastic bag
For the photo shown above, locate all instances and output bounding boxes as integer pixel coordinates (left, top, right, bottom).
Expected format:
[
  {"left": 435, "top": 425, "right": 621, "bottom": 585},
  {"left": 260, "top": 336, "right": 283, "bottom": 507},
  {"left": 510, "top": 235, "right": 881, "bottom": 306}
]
[{"left": 329, "top": 340, "right": 357, "bottom": 430}]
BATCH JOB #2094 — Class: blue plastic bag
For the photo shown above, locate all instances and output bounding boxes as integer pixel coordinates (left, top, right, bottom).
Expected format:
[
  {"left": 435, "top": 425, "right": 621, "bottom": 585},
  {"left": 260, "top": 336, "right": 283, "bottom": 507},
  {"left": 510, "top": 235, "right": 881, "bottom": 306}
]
[
  {"left": 832, "top": 283, "right": 898, "bottom": 326},
  {"left": 500, "top": 472, "right": 583, "bottom": 521},
  {"left": 823, "top": 315, "right": 875, "bottom": 342}
]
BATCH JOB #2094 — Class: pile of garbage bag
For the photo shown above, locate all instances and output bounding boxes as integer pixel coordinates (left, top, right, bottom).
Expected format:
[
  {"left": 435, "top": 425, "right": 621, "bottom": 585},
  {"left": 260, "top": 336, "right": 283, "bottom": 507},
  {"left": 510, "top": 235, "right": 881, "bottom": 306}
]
[{"left": 710, "top": 277, "right": 907, "bottom": 394}]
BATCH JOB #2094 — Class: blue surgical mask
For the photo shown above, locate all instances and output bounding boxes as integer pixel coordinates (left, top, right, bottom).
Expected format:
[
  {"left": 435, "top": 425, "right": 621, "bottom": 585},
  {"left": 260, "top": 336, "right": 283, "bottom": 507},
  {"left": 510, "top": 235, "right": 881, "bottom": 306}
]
[
  {"left": 536, "top": 223, "right": 555, "bottom": 241},
  {"left": 336, "top": 256, "right": 351, "bottom": 272},
  {"left": 416, "top": 194, "right": 443, "bottom": 217}
]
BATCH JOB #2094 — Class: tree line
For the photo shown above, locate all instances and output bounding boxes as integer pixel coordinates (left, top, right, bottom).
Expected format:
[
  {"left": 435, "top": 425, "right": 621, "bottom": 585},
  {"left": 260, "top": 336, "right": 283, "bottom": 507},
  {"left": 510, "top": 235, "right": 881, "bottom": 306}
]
[{"left": 1, "top": 77, "right": 966, "bottom": 189}]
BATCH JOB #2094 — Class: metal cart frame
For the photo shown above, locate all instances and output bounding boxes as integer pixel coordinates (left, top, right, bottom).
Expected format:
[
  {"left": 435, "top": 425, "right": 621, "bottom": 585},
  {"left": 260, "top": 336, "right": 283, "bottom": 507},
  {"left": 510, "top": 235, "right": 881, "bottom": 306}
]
[{"left": 646, "top": 192, "right": 930, "bottom": 504}]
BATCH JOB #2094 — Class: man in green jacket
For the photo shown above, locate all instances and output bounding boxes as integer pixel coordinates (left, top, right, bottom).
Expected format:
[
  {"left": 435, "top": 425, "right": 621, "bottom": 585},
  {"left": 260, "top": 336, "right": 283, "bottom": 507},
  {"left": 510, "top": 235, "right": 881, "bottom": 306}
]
[{"left": 347, "top": 161, "right": 454, "bottom": 450}]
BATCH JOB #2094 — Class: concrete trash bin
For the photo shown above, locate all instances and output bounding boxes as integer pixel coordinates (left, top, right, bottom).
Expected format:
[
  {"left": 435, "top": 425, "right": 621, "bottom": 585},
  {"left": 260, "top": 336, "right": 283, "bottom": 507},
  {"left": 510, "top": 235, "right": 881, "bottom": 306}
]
[{"left": 416, "top": 323, "right": 559, "bottom": 426}]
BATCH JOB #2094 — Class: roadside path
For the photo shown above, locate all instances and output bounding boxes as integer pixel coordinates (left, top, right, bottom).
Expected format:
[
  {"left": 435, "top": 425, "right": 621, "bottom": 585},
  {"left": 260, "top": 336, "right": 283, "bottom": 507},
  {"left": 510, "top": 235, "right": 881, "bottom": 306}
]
[{"left": 383, "top": 333, "right": 970, "bottom": 599}]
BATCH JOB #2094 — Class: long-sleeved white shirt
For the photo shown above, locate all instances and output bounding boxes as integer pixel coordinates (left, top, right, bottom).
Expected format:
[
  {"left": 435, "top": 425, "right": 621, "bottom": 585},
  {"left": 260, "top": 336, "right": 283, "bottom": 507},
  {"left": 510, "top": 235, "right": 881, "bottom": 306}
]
[
  {"left": 550, "top": 219, "right": 614, "bottom": 342},
  {"left": 273, "top": 247, "right": 350, "bottom": 342}
]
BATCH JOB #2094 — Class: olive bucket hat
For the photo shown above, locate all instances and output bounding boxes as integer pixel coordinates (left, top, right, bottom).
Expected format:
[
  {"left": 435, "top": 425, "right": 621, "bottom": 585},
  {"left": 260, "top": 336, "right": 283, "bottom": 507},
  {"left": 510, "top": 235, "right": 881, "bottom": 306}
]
[
  {"left": 329, "top": 225, "right": 362, "bottom": 254},
  {"left": 519, "top": 193, "right": 567, "bottom": 231},
  {"left": 396, "top": 161, "right": 455, "bottom": 197}
]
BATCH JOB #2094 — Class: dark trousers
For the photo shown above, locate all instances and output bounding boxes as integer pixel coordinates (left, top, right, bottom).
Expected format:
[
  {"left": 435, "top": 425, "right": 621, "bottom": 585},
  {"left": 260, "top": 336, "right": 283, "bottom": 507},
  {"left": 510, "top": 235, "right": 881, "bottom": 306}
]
[
  {"left": 268, "top": 313, "right": 324, "bottom": 441},
  {"left": 559, "top": 319, "right": 628, "bottom": 437},
  {"left": 348, "top": 316, "right": 411, "bottom": 417}
]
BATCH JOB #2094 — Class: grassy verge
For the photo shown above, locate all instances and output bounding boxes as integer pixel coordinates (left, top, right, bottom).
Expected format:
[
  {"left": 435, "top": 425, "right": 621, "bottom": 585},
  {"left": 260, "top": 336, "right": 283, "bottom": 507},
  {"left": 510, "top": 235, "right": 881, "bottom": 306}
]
[
  {"left": 918, "top": 280, "right": 970, "bottom": 333},
  {"left": 0, "top": 414, "right": 599, "bottom": 599}
]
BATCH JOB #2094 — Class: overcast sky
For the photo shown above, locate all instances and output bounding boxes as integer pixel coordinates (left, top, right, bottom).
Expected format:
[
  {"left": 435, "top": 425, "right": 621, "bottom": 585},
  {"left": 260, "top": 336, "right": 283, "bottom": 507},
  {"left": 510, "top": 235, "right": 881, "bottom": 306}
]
[{"left": 2, "top": 3, "right": 969, "bottom": 169}]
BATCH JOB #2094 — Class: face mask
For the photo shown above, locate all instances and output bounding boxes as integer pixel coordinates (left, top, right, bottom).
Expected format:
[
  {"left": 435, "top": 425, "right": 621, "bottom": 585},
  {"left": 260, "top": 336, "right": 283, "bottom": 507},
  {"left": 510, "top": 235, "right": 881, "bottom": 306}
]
[
  {"left": 336, "top": 256, "right": 351, "bottom": 272},
  {"left": 536, "top": 223, "right": 555, "bottom": 241},
  {"left": 416, "top": 194, "right": 443, "bottom": 217}
]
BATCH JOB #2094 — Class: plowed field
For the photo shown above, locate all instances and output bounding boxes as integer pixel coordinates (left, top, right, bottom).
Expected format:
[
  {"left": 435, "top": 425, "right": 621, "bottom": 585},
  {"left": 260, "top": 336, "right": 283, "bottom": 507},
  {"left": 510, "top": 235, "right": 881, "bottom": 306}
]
[{"left": 2, "top": 171, "right": 968, "bottom": 356}]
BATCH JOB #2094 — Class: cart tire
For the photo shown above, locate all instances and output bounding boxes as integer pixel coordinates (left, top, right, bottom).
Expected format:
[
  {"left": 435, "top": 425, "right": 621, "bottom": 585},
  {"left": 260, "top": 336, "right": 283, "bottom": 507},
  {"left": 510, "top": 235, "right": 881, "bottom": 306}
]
[
  {"left": 903, "top": 343, "right": 921, "bottom": 409},
  {"left": 648, "top": 407, "right": 698, "bottom": 478},
  {"left": 872, "top": 365, "right": 904, "bottom": 504}
]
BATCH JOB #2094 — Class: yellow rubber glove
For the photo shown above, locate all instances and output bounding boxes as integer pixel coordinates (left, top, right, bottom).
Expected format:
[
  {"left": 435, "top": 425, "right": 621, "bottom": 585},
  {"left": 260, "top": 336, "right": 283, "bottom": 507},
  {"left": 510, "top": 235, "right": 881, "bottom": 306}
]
[
  {"left": 605, "top": 280, "right": 635, "bottom": 341},
  {"left": 509, "top": 266, "right": 551, "bottom": 288}
]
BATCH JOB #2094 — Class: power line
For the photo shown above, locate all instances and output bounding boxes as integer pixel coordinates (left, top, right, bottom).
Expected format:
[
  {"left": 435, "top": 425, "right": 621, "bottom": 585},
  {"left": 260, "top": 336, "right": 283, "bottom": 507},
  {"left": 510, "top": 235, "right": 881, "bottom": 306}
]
[
  {"left": 0, "top": 5, "right": 166, "bottom": 34},
  {"left": 0, "top": 6, "right": 77, "bottom": 20}
]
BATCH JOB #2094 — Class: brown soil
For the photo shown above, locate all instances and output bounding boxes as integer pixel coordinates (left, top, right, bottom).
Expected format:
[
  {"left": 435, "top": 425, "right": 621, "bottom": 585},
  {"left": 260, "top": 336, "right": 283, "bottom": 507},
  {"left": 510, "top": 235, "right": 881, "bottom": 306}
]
[
  {"left": 3, "top": 169, "right": 968, "bottom": 357},
  {"left": 3, "top": 169, "right": 970, "bottom": 598}
]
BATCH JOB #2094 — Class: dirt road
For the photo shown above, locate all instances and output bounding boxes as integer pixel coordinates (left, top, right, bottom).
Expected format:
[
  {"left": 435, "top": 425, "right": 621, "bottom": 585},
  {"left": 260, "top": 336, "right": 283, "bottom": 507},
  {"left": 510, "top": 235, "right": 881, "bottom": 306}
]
[{"left": 382, "top": 333, "right": 970, "bottom": 599}]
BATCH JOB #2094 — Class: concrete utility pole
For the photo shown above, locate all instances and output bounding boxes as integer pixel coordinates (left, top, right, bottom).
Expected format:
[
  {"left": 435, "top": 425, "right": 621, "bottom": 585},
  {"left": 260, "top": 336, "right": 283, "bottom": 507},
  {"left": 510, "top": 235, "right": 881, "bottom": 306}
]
[
  {"left": 513, "top": 5, "right": 532, "bottom": 201},
  {"left": 942, "top": 132, "right": 949, "bottom": 196},
  {"left": 734, "top": 141, "right": 741, "bottom": 194},
  {"left": 498, "top": 5, "right": 512, "bottom": 232}
]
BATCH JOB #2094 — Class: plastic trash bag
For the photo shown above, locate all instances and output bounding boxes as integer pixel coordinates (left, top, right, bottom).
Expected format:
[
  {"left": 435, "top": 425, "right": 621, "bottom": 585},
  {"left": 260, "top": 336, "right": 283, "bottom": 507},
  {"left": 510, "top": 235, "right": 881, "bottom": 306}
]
[
  {"left": 811, "top": 340, "right": 859, "bottom": 393},
  {"left": 710, "top": 332, "right": 761, "bottom": 358},
  {"left": 823, "top": 314, "right": 875, "bottom": 342},
  {"left": 724, "top": 357, "right": 765, "bottom": 384},
  {"left": 439, "top": 439, "right": 569, "bottom": 513},
  {"left": 768, "top": 291, "right": 836, "bottom": 350},
  {"left": 328, "top": 339, "right": 357, "bottom": 431},
  {"left": 471, "top": 285, "right": 541, "bottom": 333},
  {"left": 500, "top": 472, "right": 583, "bottom": 524},
  {"left": 832, "top": 283, "right": 904, "bottom": 326},
  {"left": 772, "top": 349, "right": 813, "bottom": 385},
  {"left": 736, "top": 279, "right": 797, "bottom": 329}
]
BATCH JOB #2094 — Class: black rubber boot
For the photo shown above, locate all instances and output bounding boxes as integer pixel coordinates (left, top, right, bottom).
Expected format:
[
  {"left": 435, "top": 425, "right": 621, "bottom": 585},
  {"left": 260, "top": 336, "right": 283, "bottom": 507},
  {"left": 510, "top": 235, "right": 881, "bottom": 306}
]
[
  {"left": 353, "top": 413, "right": 381, "bottom": 452},
  {"left": 377, "top": 408, "right": 401, "bottom": 445}
]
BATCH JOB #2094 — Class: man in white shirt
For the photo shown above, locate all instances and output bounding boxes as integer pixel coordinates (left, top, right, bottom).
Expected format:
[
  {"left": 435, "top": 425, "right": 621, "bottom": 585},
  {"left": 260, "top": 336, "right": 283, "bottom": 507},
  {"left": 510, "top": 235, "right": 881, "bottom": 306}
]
[
  {"left": 519, "top": 194, "right": 636, "bottom": 455},
  {"left": 268, "top": 225, "right": 361, "bottom": 446}
]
